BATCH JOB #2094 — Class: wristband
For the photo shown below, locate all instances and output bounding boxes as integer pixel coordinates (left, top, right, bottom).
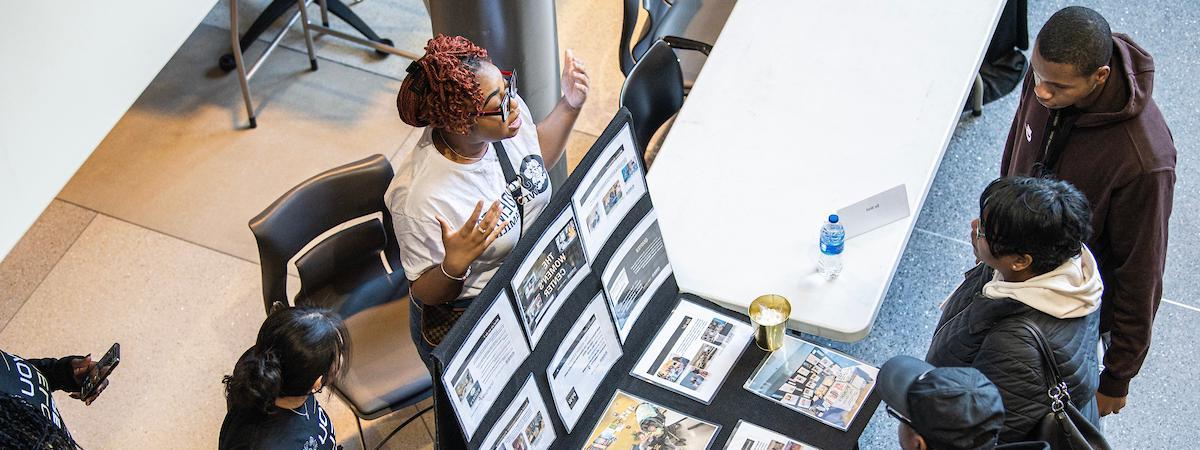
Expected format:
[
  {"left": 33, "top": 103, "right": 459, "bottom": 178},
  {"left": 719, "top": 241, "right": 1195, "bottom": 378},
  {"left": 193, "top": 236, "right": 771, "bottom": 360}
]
[{"left": 440, "top": 263, "right": 470, "bottom": 281}]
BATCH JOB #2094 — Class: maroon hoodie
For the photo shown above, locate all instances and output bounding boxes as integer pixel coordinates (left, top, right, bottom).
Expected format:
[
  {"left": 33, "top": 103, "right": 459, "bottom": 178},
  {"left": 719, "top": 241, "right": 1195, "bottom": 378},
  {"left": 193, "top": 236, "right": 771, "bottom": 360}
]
[{"left": 1001, "top": 33, "right": 1176, "bottom": 398}]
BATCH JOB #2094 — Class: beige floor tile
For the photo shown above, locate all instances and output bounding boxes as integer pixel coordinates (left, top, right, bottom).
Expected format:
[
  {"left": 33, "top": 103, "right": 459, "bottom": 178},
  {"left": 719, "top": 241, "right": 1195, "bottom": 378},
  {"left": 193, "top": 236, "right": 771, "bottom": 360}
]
[
  {"left": 0, "top": 200, "right": 96, "bottom": 329},
  {"left": 556, "top": 0, "right": 626, "bottom": 137},
  {"left": 58, "top": 24, "right": 415, "bottom": 265},
  {"left": 0, "top": 215, "right": 267, "bottom": 448}
]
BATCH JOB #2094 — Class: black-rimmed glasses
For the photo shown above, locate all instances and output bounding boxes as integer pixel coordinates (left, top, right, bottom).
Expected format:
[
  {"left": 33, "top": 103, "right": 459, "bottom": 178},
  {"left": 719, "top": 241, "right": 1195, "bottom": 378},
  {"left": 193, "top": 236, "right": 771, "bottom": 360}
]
[{"left": 476, "top": 70, "right": 517, "bottom": 121}]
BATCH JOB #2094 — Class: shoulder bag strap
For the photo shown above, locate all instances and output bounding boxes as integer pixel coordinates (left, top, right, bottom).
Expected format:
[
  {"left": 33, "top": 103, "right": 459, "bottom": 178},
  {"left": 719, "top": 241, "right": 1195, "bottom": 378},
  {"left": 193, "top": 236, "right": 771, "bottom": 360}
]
[
  {"left": 492, "top": 141, "right": 525, "bottom": 237},
  {"left": 1008, "top": 316, "right": 1065, "bottom": 392},
  {"left": 1007, "top": 316, "right": 1113, "bottom": 450}
]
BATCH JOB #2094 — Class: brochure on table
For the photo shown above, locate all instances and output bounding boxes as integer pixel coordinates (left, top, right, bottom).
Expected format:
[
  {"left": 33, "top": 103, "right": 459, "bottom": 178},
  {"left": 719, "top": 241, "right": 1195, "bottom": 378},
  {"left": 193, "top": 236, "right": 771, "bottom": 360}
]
[
  {"left": 479, "top": 375, "right": 557, "bottom": 450},
  {"left": 724, "top": 420, "right": 822, "bottom": 450},
  {"left": 442, "top": 292, "right": 532, "bottom": 440},
  {"left": 427, "top": 109, "right": 881, "bottom": 450},
  {"left": 583, "top": 390, "right": 720, "bottom": 450},
  {"left": 600, "top": 211, "right": 672, "bottom": 342},
  {"left": 570, "top": 123, "right": 646, "bottom": 261},
  {"left": 631, "top": 298, "right": 753, "bottom": 404},
  {"left": 510, "top": 207, "right": 591, "bottom": 347},
  {"left": 546, "top": 293, "right": 623, "bottom": 432},
  {"left": 744, "top": 336, "right": 880, "bottom": 431}
]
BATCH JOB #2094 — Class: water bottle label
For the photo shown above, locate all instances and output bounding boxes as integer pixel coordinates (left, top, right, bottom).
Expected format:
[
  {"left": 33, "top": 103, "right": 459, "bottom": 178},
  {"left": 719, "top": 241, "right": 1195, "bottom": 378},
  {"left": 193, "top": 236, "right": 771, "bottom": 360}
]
[{"left": 820, "top": 241, "right": 843, "bottom": 255}]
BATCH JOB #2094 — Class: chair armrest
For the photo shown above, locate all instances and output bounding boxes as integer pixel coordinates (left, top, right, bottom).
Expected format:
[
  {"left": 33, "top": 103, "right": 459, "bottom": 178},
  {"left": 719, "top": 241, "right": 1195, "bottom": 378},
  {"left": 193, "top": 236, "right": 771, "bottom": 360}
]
[{"left": 662, "top": 35, "right": 712, "bottom": 55}]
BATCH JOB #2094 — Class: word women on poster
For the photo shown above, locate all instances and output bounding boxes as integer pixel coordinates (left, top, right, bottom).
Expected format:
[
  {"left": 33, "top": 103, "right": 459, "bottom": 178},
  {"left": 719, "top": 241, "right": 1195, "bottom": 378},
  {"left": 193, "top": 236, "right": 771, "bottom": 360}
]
[
  {"left": 510, "top": 207, "right": 591, "bottom": 346},
  {"left": 441, "top": 293, "right": 531, "bottom": 440},
  {"left": 570, "top": 123, "right": 647, "bottom": 260},
  {"left": 632, "top": 299, "right": 753, "bottom": 404},
  {"left": 546, "top": 293, "right": 623, "bottom": 432},
  {"left": 479, "top": 375, "right": 558, "bottom": 450},
  {"left": 601, "top": 212, "right": 672, "bottom": 342}
]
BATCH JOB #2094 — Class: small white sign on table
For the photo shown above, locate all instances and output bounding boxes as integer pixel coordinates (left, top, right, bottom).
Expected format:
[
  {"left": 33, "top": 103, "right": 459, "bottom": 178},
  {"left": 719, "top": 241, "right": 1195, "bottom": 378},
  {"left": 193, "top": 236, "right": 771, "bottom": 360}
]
[{"left": 836, "top": 184, "right": 911, "bottom": 239}]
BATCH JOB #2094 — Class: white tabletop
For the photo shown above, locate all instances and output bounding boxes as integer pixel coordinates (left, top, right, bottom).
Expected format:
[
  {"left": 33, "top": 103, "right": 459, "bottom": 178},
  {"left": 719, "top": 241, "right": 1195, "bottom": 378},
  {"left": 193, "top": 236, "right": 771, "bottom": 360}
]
[
  {"left": 0, "top": 1, "right": 217, "bottom": 260},
  {"left": 647, "top": 0, "right": 1006, "bottom": 341}
]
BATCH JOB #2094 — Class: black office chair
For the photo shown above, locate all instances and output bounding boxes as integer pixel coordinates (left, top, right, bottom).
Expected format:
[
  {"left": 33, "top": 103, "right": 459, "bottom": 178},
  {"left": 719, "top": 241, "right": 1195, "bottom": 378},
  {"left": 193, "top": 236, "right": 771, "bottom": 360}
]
[
  {"left": 619, "top": 0, "right": 735, "bottom": 91},
  {"left": 620, "top": 38, "right": 710, "bottom": 162},
  {"left": 249, "top": 155, "right": 432, "bottom": 450}
]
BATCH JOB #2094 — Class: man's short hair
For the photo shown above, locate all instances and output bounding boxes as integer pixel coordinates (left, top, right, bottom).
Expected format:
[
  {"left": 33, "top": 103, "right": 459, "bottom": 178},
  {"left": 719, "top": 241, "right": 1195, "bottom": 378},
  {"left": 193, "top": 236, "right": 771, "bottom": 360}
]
[
  {"left": 1037, "top": 6, "right": 1113, "bottom": 76},
  {"left": 979, "top": 177, "right": 1093, "bottom": 274}
]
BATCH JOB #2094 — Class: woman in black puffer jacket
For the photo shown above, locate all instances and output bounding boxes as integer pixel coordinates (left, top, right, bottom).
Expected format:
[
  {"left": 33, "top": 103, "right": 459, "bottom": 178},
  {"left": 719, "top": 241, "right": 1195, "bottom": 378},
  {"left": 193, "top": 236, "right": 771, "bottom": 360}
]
[{"left": 926, "top": 177, "right": 1102, "bottom": 444}]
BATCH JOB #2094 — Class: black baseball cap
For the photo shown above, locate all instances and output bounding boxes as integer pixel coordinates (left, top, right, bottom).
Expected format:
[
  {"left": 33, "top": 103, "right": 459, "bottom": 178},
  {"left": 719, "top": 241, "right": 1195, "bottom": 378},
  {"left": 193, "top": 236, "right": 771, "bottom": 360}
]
[{"left": 878, "top": 356, "right": 1005, "bottom": 450}]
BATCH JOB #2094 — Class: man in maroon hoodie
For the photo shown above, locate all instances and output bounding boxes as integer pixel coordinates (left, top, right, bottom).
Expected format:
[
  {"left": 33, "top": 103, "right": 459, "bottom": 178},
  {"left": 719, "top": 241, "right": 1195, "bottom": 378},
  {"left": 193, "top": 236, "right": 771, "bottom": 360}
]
[{"left": 1000, "top": 6, "right": 1176, "bottom": 416}]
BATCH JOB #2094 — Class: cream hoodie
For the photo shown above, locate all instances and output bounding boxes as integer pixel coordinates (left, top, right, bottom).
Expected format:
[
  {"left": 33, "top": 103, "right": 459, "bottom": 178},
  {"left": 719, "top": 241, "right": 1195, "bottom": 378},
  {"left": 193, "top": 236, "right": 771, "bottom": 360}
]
[{"left": 982, "top": 245, "right": 1103, "bottom": 319}]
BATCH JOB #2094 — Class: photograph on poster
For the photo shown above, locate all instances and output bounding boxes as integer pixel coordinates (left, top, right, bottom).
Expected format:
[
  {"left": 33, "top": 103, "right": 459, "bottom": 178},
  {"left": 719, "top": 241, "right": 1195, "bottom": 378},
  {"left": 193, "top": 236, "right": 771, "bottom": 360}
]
[
  {"left": 723, "top": 420, "right": 822, "bottom": 450},
  {"left": 744, "top": 336, "right": 878, "bottom": 431},
  {"left": 479, "top": 375, "right": 558, "bottom": 450},
  {"left": 631, "top": 299, "right": 753, "bottom": 403},
  {"left": 511, "top": 208, "right": 591, "bottom": 346},
  {"left": 600, "top": 212, "right": 672, "bottom": 342},
  {"left": 570, "top": 123, "right": 646, "bottom": 259},
  {"left": 441, "top": 293, "right": 531, "bottom": 440},
  {"left": 582, "top": 390, "right": 719, "bottom": 450},
  {"left": 546, "top": 293, "right": 623, "bottom": 432}
]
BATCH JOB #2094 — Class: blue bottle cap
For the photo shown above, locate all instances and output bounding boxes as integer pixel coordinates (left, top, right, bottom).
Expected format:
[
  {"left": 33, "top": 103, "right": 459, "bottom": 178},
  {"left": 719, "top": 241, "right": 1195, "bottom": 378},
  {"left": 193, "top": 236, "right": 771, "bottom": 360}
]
[{"left": 828, "top": 214, "right": 839, "bottom": 223}]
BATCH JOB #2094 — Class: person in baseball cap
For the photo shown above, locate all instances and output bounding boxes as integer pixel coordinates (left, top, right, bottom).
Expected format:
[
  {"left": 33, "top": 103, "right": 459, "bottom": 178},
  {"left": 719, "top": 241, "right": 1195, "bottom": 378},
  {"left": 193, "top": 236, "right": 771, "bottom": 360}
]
[{"left": 879, "top": 355, "right": 1046, "bottom": 450}]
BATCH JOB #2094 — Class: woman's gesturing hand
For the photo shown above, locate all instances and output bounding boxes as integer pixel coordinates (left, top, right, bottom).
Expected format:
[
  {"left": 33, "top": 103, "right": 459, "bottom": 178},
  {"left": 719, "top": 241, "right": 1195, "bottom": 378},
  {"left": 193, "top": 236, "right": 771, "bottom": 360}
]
[
  {"left": 561, "top": 49, "right": 590, "bottom": 110},
  {"left": 436, "top": 200, "right": 508, "bottom": 278}
]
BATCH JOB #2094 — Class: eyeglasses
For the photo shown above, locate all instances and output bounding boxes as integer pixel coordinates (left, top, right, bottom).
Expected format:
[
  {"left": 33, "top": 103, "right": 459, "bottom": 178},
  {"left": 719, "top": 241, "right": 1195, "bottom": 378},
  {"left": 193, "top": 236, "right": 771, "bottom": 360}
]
[
  {"left": 886, "top": 405, "right": 914, "bottom": 428},
  {"left": 974, "top": 219, "right": 986, "bottom": 241},
  {"left": 476, "top": 70, "right": 517, "bottom": 121}
]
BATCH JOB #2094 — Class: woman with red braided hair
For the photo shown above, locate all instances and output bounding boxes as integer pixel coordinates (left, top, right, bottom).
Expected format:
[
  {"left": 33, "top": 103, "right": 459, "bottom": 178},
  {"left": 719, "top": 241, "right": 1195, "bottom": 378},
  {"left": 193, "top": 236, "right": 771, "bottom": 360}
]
[{"left": 385, "top": 35, "right": 589, "bottom": 364}]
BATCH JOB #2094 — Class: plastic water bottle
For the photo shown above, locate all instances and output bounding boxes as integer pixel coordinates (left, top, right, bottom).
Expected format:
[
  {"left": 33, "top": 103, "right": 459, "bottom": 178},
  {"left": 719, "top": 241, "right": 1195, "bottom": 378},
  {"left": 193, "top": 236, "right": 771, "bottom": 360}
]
[{"left": 818, "top": 214, "right": 844, "bottom": 279}]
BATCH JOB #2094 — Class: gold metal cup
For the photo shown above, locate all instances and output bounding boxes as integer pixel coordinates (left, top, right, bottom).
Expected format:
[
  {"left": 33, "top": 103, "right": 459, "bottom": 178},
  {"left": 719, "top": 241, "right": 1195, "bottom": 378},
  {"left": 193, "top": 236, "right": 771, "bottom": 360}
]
[{"left": 749, "top": 294, "right": 791, "bottom": 351}]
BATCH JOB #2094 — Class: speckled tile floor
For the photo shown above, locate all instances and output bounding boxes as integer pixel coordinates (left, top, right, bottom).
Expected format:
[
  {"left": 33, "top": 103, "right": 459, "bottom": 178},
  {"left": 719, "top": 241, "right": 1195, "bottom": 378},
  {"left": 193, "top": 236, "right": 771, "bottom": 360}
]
[{"left": 0, "top": 0, "right": 1195, "bottom": 448}]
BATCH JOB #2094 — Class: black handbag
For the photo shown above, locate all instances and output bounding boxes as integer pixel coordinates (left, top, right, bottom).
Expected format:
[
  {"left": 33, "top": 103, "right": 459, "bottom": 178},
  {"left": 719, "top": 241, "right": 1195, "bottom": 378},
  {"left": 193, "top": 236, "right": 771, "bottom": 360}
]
[
  {"left": 419, "top": 301, "right": 467, "bottom": 346},
  {"left": 1008, "top": 316, "right": 1112, "bottom": 450}
]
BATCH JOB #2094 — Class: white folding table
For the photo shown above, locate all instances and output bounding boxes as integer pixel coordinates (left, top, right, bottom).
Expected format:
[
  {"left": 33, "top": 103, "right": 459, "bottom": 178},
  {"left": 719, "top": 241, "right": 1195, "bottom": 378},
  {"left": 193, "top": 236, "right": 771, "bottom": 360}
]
[{"left": 646, "top": 0, "right": 1007, "bottom": 341}]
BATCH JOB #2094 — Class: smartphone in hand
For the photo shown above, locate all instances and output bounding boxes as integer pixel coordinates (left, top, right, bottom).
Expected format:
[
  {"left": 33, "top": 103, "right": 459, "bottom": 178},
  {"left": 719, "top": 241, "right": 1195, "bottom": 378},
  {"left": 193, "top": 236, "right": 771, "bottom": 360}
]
[{"left": 80, "top": 343, "right": 120, "bottom": 400}]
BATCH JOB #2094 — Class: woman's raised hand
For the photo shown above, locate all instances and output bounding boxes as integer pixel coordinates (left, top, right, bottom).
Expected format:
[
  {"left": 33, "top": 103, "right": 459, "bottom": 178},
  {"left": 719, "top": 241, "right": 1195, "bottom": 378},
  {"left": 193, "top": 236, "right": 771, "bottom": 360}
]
[{"left": 436, "top": 200, "right": 508, "bottom": 278}]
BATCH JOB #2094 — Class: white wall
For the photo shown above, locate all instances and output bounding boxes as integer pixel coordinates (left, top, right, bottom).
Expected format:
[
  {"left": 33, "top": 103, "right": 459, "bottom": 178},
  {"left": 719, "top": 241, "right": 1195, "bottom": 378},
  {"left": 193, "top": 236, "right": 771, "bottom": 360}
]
[{"left": 0, "top": 1, "right": 217, "bottom": 260}]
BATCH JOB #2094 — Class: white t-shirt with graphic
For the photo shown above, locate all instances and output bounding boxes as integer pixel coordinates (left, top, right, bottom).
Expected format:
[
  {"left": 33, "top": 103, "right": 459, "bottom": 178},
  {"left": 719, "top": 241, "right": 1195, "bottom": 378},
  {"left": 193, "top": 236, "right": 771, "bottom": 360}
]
[{"left": 387, "top": 97, "right": 552, "bottom": 300}]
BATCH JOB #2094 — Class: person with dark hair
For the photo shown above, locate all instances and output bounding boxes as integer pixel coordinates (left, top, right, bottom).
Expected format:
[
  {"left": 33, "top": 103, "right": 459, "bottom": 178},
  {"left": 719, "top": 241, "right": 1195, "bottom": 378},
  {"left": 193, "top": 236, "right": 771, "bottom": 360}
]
[
  {"left": 0, "top": 348, "right": 111, "bottom": 448},
  {"left": 219, "top": 306, "right": 348, "bottom": 449},
  {"left": 925, "top": 177, "right": 1102, "bottom": 443},
  {"left": 878, "top": 356, "right": 1048, "bottom": 450},
  {"left": 385, "top": 34, "right": 590, "bottom": 361},
  {"left": 1000, "top": 6, "right": 1176, "bottom": 416}
]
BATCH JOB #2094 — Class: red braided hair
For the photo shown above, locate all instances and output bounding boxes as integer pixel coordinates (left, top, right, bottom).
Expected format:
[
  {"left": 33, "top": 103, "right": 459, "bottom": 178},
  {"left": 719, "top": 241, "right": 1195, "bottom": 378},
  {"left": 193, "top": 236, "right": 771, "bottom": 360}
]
[{"left": 397, "top": 35, "right": 490, "bottom": 134}]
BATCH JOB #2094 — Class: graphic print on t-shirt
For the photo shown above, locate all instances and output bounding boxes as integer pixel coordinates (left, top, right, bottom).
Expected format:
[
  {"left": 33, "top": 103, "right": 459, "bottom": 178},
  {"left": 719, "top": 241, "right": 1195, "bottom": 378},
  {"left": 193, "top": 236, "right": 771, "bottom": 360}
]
[
  {"left": 519, "top": 154, "right": 550, "bottom": 198},
  {"left": 495, "top": 191, "right": 521, "bottom": 237}
]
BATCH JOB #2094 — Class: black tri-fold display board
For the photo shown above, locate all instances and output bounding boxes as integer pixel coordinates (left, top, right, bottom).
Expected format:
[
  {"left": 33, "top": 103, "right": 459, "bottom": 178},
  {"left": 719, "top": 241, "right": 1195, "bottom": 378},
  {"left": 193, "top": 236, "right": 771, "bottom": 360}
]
[{"left": 429, "top": 109, "right": 880, "bottom": 450}]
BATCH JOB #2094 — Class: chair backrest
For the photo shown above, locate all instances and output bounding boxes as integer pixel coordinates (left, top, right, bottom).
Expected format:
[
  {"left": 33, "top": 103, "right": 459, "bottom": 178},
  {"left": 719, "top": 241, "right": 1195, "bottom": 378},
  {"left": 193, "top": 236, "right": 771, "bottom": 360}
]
[
  {"left": 620, "top": 40, "right": 685, "bottom": 159},
  {"left": 248, "top": 154, "right": 402, "bottom": 314},
  {"left": 620, "top": 0, "right": 673, "bottom": 75}
]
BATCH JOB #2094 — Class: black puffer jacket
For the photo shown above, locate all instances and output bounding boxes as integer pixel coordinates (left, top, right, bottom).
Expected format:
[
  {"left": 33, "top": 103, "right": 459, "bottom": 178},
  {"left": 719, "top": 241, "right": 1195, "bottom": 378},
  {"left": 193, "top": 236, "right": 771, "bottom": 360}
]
[{"left": 926, "top": 264, "right": 1099, "bottom": 443}]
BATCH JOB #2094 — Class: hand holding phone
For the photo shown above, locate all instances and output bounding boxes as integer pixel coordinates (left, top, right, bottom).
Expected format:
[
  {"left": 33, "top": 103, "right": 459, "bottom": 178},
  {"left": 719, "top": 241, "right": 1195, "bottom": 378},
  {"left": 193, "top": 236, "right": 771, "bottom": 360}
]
[{"left": 71, "top": 343, "right": 120, "bottom": 405}]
